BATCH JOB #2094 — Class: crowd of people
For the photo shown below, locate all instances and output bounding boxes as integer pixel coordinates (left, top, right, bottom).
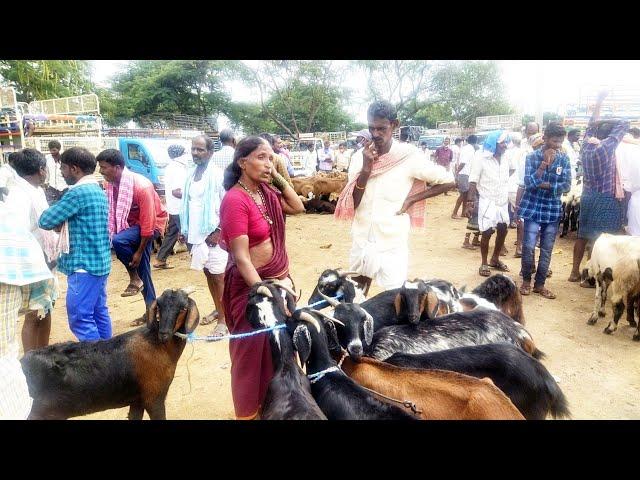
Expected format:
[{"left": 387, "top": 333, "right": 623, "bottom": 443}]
[{"left": 2, "top": 92, "right": 639, "bottom": 420}]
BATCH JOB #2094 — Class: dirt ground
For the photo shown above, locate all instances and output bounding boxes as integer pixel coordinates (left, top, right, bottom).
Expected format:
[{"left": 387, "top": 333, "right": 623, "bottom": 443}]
[{"left": 33, "top": 193, "right": 640, "bottom": 420}]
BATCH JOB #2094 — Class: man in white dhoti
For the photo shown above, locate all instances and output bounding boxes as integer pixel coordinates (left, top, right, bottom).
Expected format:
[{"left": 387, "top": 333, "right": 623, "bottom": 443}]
[
  {"left": 620, "top": 141, "right": 640, "bottom": 235},
  {"left": 467, "top": 131, "right": 512, "bottom": 277},
  {"left": 335, "top": 101, "right": 455, "bottom": 293}
]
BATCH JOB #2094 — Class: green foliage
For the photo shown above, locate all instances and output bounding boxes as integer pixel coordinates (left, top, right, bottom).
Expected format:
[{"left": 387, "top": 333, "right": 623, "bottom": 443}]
[
  {"left": 224, "top": 102, "right": 278, "bottom": 134},
  {"left": 409, "top": 102, "right": 453, "bottom": 128},
  {"left": 0, "top": 60, "right": 93, "bottom": 102},
  {"left": 430, "top": 61, "right": 514, "bottom": 128}
]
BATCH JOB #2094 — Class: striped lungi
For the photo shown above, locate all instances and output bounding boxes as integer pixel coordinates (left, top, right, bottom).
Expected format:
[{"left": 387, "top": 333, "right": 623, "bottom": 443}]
[{"left": 578, "top": 189, "right": 623, "bottom": 241}]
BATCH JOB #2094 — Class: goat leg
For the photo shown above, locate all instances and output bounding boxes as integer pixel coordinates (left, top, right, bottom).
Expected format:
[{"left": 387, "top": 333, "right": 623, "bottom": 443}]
[
  {"left": 588, "top": 275, "right": 607, "bottom": 325},
  {"left": 626, "top": 293, "right": 638, "bottom": 328},
  {"left": 145, "top": 400, "right": 167, "bottom": 420},
  {"left": 604, "top": 301, "right": 624, "bottom": 335},
  {"left": 128, "top": 402, "right": 144, "bottom": 420}
]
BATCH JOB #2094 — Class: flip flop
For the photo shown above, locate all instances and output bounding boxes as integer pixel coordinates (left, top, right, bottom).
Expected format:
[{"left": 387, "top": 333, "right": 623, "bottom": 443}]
[
  {"left": 201, "top": 311, "right": 219, "bottom": 326},
  {"left": 520, "top": 284, "right": 532, "bottom": 296},
  {"left": 121, "top": 283, "right": 143, "bottom": 297},
  {"left": 129, "top": 315, "right": 146, "bottom": 327},
  {"left": 489, "top": 260, "right": 510, "bottom": 272},
  {"left": 462, "top": 244, "right": 478, "bottom": 250},
  {"left": 153, "top": 262, "right": 175, "bottom": 269},
  {"left": 479, "top": 264, "right": 491, "bottom": 277}
]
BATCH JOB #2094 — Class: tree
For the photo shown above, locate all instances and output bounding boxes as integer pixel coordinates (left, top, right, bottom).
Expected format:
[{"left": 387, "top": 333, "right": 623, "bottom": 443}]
[
  {"left": 241, "top": 61, "right": 354, "bottom": 136},
  {"left": 430, "top": 61, "right": 514, "bottom": 128},
  {"left": 0, "top": 60, "right": 93, "bottom": 102},
  {"left": 352, "top": 60, "right": 436, "bottom": 122},
  {"left": 105, "top": 60, "right": 235, "bottom": 125}
]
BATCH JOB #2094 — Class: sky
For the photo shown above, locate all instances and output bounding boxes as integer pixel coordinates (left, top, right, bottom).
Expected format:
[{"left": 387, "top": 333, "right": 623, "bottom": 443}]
[{"left": 90, "top": 60, "right": 640, "bottom": 128}]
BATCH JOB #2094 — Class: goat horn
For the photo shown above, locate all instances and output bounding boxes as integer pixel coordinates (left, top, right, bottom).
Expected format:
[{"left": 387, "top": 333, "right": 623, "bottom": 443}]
[
  {"left": 271, "top": 281, "right": 300, "bottom": 300},
  {"left": 256, "top": 285, "right": 273, "bottom": 298},
  {"left": 312, "top": 309, "right": 346, "bottom": 326},
  {"left": 180, "top": 285, "right": 197, "bottom": 296},
  {"left": 298, "top": 311, "right": 318, "bottom": 324},
  {"left": 339, "top": 271, "right": 361, "bottom": 277},
  {"left": 317, "top": 288, "right": 341, "bottom": 307}
]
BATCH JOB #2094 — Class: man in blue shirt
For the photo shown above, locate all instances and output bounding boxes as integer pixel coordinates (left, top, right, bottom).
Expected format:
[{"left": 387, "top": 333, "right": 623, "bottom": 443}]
[
  {"left": 39, "top": 147, "right": 112, "bottom": 341},
  {"left": 518, "top": 123, "right": 571, "bottom": 299}
]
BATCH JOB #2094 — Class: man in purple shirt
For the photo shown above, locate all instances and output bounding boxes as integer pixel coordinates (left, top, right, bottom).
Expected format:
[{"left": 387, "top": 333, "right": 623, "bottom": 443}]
[
  {"left": 568, "top": 91, "right": 629, "bottom": 284},
  {"left": 435, "top": 138, "right": 453, "bottom": 195}
]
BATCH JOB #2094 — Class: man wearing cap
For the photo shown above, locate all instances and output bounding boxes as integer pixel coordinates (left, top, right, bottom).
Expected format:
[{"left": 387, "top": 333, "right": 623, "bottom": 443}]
[
  {"left": 335, "top": 101, "right": 454, "bottom": 293},
  {"left": 467, "top": 131, "right": 513, "bottom": 277},
  {"left": 154, "top": 144, "right": 189, "bottom": 269}
]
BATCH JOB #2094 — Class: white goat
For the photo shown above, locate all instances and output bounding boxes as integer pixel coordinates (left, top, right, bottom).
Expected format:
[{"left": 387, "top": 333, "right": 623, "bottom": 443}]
[{"left": 586, "top": 233, "right": 640, "bottom": 340}]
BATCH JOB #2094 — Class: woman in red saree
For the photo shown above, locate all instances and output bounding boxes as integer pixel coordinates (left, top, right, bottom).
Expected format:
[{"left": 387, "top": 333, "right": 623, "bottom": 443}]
[{"left": 219, "top": 136, "right": 305, "bottom": 420}]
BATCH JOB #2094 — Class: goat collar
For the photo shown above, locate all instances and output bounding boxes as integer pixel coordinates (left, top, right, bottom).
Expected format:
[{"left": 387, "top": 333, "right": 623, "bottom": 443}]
[
  {"left": 337, "top": 350, "right": 348, "bottom": 368},
  {"left": 308, "top": 366, "right": 342, "bottom": 384}
]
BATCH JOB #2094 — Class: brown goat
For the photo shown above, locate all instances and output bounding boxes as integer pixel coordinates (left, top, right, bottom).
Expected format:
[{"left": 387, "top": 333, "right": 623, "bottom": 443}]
[{"left": 340, "top": 356, "right": 525, "bottom": 420}]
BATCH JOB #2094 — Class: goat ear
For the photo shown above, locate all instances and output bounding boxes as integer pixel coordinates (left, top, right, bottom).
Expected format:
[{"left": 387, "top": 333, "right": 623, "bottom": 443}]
[
  {"left": 184, "top": 298, "right": 200, "bottom": 333},
  {"left": 422, "top": 289, "right": 440, "bottom": 319},
  {"left": 146, "top": 300, "right": 158, "bottom": 330},
  {"left": 292, "top": 324, "right": 312, "bottom": 365},
  {"left": 394, "top": 293, "right": 403, "bottom": 316},
  {"left": 363, "top": 313, "right": 374, "bottom": 346},
  {"left": 322, "top": 319, "right": 340, "bottom": 351}
]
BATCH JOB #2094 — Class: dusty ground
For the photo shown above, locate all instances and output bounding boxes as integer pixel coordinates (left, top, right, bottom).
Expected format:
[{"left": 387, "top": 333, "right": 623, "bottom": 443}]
[{"left": 33, "top": 193, "right": 640, "bottom": 420}]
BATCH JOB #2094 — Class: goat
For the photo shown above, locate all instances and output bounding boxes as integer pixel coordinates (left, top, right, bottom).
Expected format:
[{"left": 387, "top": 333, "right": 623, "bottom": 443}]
[
  {"left": 385, "top": 343, "right": 570, "bottom": 420},
  {"left": 303, "top": 197, "right": 336, "bottom": 214},
  {"left": 338, "top": 355, "right": 525, "bottom": 420},
  {"left": 369, "top": 308, "right": 544, "bottom": 361},
  {"left": 586, "top": 233, "right": 640, "bottom": 339},
  {"left": 245, "top": 280, "right": 326, "bottom": 420},
  {"left": 289, "top": 309, "right": 417, "bottom": 420},
  {"left": 459, "top": 274, "right": 525, "bottom": 324},
  {"left": 21, "top": 288, "right": 199, "bottom": 420},
  {"left": 307, "top": 268, "right": 366, "bottom": 305},
  {"left": 559, "top": 181, "right": 582, "bottom": 238}
]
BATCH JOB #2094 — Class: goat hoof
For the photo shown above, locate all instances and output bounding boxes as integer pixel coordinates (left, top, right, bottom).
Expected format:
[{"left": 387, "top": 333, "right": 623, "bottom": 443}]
[
  {"left": 587, "top": 316, "right": 598, "bottom": 325},
  {"left": 633, "top": 334, "right": 640, "bottom": 342},
  {"left": 603, "top": 327, "right": 615, "bottom": 335},
  {"left": 628, "top": 321, "right": 638, "bottom": 328}
]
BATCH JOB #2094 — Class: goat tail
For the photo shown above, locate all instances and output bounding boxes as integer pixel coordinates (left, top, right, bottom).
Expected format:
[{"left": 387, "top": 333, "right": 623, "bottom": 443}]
[
  {"left": 546, "top": 377, "right": 571, "bottom": 420},
  {"left": 522, "top": 337, "right": 546, "bottom": 360}
]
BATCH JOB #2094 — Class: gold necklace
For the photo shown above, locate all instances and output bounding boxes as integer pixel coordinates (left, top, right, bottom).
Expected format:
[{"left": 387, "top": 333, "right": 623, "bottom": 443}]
[{"left": 238, "top": 181, "right": 273, "bottom": 225}]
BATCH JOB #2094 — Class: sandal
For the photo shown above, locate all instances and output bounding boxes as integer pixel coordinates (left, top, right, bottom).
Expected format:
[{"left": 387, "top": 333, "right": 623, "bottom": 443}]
[
  {"left": 129, "top": 315, "right": 146, "bottom": 327},
  {"left": 201, "top": 310, "right": 219, "bottom": 326},
  {"left": 520, "top": 284, "right": 532, "bottom": 296},
  {"left": 489, "top": 260, "right": 510, "bottom": 272},
  {"left": 479, "top": 264, "right": 491, "bottom": 277},
  {"left": 211, "top": 322, "right": 229, "bottom": 338},
  {"left": 153, "top": 262, "right": 175, "bottom": 270},
  {"left": 121, "top": 283, "right": 143, "bottom": 297},
  {"left": 533, "top": 286, "right": 556, "bottom": 299},
  {"left": 462, "top": 243, "right": 478, "bottom": 250}
]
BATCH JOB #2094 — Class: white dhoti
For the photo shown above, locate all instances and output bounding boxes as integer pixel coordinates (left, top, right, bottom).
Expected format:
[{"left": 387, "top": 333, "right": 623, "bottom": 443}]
[
  {"left": 478, "top": 195, "right": 510, "bottom": 232},
  {"left": 349, "top": 238, "right": 408, "bottom": 291},
  {"left": 190, "top": 242, "right": 228, "bottom": 275},
  {"left": 627, "top": 191, "right": 640, "bottom": 236}
]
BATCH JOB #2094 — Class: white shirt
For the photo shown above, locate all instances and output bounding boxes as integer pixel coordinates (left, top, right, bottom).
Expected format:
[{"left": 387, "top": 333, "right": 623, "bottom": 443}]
[
  {"left": 348, "top": 140, "right": 454, "bottom": 250},
  {"left": 450, "top": 144, "right": 461, "bottom": 172},
  {"left": 0, "top": 164, "right": 17, "bottom": 191},
  {"left": 516, "top": 148, "right": 529, "bottom": 188},
  {"left": 469, "top": 151, "right": 511, "bottom": 206},
  {"left": 45, "top": 154, "right": 67, "bottom": 191},
  {"left": 164, "top": 155, "right": 189, "bottom": 215},
  {"left": 504, "top": 146, "right": 523, "bottom": 194},
  {"left": 335, "top": 150, "right": 351, "bottom": 171},
  {"left": 562, "top": 138, "right": 579, "bottom": 181},
  {"left": 616, "top": 142, "right": 640, "bottom": 193},
  {"left": 210, "top": 145, "right": 235, "bottom": 171},
  {"left": 458, "top": 144, "right": 475, "bottom": 176}
]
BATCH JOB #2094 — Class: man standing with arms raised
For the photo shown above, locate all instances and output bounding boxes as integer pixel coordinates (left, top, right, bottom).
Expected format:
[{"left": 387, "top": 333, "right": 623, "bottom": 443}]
[{"left": 335, "top": 101, "right": 454, "bottom": 294}]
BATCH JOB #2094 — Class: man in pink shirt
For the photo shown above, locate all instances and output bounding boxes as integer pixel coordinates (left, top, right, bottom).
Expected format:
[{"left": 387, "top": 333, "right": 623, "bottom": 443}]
[{"left": 97, "top": 149, "right": 168, "bottom": 320}]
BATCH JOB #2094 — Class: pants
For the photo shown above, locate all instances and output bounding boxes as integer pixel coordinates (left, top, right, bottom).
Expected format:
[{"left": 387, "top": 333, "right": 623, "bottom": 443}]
[
  {"left": 112, "top": 225, "right": 158, "bottom": 306},
  {"left": 521, "top": 220, "right": 558, "bottom": 287},
  {"left": 156, "top": 214, "right": 180, "bottom": 262},
  {"left": 66, "top": 273, "right": 111, "bottom": 341}
]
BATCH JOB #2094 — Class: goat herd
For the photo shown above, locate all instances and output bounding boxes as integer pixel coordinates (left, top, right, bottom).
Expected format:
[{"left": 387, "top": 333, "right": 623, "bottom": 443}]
[{"left": 18, "top": 267, "right": 573, "bottom": 421}]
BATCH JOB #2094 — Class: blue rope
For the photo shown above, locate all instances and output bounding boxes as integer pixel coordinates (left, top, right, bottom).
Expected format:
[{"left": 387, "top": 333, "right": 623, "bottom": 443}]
[{"left": 174, "top": 293, "right": 344, "bottom": 343}]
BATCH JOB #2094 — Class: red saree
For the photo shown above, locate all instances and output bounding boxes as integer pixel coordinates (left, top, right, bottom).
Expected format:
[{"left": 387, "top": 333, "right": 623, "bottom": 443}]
[{"left": 220, "top": 184, "right": 289, "bottom": 419}]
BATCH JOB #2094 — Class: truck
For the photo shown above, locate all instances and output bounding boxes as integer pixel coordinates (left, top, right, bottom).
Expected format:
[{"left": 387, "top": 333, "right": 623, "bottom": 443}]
[{"left": 0, "top": 87, "right": 205, "bottom": 196}]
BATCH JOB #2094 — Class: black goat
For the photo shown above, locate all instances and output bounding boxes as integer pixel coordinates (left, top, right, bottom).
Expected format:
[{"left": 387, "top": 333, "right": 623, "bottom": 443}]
[
  {"left": 290, "top": 309, "right": 417, "bottom": 420},
  {"left": 385, "top": 343, "right": 569, "bottom": 420},
  {"left": 461, "top": 274, "right": 525, "bottom": 324},
  {"left": 245, "top": 280, "right": 326, "bottom": 420},
  {"left": 21, "top": 288, "right": 199, "bottom": 420},
  {"left": 369, "top": 308, "right": 544, "bottom": 361},
  {"left": 304, "top": 198, "right": 336, "bottom": 214},
  {"left": 307, "top": 268, "right": 365, "bottom": 305}
]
